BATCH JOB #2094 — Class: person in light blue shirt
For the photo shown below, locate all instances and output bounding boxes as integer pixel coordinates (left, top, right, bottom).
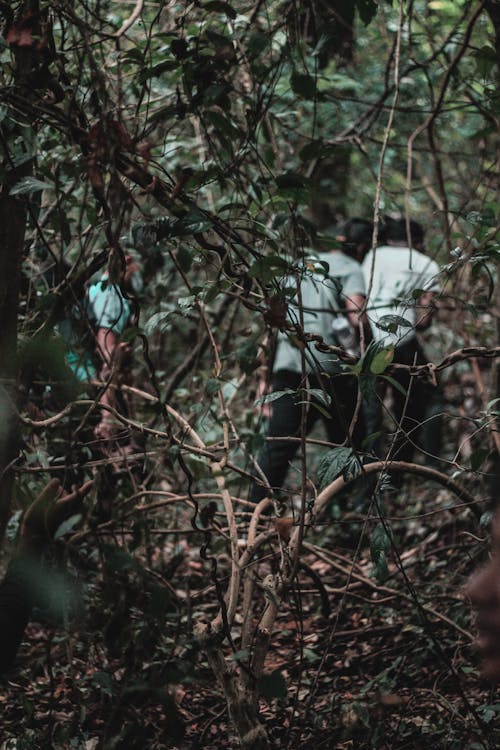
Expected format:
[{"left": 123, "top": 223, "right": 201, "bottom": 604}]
[
  {"left": 87, "top": 278, "right": 131, "bottom": 336},
  {"left": 87, "top": 256, "right": 139, "bottom": 442},
  {"left": 59, "top": 272, "right": 132, "bottom": 384}
]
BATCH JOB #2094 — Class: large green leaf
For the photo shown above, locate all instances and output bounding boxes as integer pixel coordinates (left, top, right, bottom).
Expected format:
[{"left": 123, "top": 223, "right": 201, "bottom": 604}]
[
  {"left": 317, "top": 447, "right": 362, "bottom": 490},
  {"left": 254, "top": 388, "right": 296, "bottom": 406},
  {"left": 10, "top": 176, "right": 52, "bottom": 195},
  {"left": 203, "top": 1, "right": 237, "bottom": 18},
  {"left": 248, "top": 254, "right": 290, "bottom": 282},
  {"left": 375, "top": 315, "right": 412, "bottom": 334},
  {"left": 290, "top": 71, "right": 317, "bottom": 100},
  {"left": 356, "top": 0, "right": 379, "bottom": 25},
  {"left": 258, "top": 669, "right": 287, "bottom": 700},
  {"left": 370, "top": 345, "right": 394, "bottom": 375}
]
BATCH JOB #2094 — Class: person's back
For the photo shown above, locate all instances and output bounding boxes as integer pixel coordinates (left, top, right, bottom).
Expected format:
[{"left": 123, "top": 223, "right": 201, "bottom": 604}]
[
  {"left": 361, "top": 217, "right": 443, "bottom": 466},
  {"left": 362, "top": 219, "right": 440, "bottom": 346},
  {"left": 249, "top": 241, "right": 367, "bottom": 505},
  {"left": 274, "top": 250, "right": 364, "bottom": 376}
]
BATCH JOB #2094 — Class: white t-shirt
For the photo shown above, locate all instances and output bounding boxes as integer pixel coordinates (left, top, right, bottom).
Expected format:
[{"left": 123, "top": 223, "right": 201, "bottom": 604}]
[
  {"left": 274, "top": 251, "right": 365, "bottom": 375},
  {"left": 362, "top": 245, "right": 440, "bottom": 346}
]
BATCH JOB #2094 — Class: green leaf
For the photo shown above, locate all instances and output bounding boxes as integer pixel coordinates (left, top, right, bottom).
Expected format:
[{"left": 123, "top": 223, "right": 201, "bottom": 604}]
[
  {"left": 370, "top": 345, "right": 394, "bottom": 375},
  {"left": 258, "top": 669, "right": 287, "bottom": 700},
  {"left": 299, "top": 140, "right": 337, "bottom": 161},
  {"left": 205, "top": 29, "right": 233, "bottom": 48},
  {"left": 145, "top": 311, "right": 174, "bottom": 335},
  {"left": 6, "top": 510, "right": 22, "bottom": 543},
  {"left": 470, "top": 447, "right": 489, "bottom": 473},
  {"left": 359, "top": 339, "right": 388, "bottom": 373},
  {"left": 255, "top": 388, "right": 295, "bottom": 406},
  {"left": 299, "top": 140, "right": 324, "bottom": 161},
  {"left": 359, "top": 373, "right": 377, "bottom": 399},
  {"left": 317, "top": 446, "right": 361, "bottom": 490},
  {"left": 10, "top": 177, "right": 52, "bottom": 195},
  {"left": 122, "top": 48, "right": 144, "bottom": 64},
  {"left": 275, "top": 172, "right": 308, "bottom": 189},
  {"left": 376, "top": 315, "right": 412, "bottom": 334},
  {"left": 177, "top": 295, "right": 196, "bottom": 311},
  {"left": 248, "top": 254, "right": 290, "bottom": 283},
  {"left": 205, "top": 377, "right": 221, "bottom": 396},
  {"left": 203, "top": 284, "right": 221, "bottom": 304},
  {"left": 229, "top": 649, "right": 249, "bottom": 662},
  {"left": 303, "top": 647, "right": 320, "bottom": 663},
  {"left": 248, "top": 30, "right": 270, "bottom": 59},
  {"left": 177, "top": 246, "right": 193, "bottom": 273},
  {"left": 139, "top": 60, "right": 179, "bottom": 83},
  {"left": 380, "top": 375, "right": 407, "bottom": 397},
  {"left": 297, "top": 388, "right": 332, "bottom": 408},
  {"left": 274, "top": 172, "right": 311, "bottom": 203},
  {"left": 236, "top": 339, "right": 258, "bottom": 374},
  {"left": 157, "top": 212, "right": 213, "bottom": 238},
  {"left": 203, "top": 1, "right": 237, "bottom": 18},
  {"left": 480, "top": 511, "right": 494, "bottom": 529},
  {"left": 362, "top": 430, "right": 382, "bottom": 449},
  {"left": 307, "top": 401, "right": 332, "bottom": 419},
  {"left": 474, "top": 45, "right": 497, "bottom": 78},
  {"left": 121, "top": 326, "right": 141, "bottom": 343},
  {"left": 54, "top": 513, "right": 83, "bottom": 540},
  {"left": 290, "top": 71, "right": 317, "bottom": 100},
  {"left": 356, "top": 0, "right": 379, "bottom": 25},
  {"left": 103, "top": 544, "right": 140, "bottom": 574},
  {"left": 145, "top": 585, "right": 174, "bottom": 619},
  {"left": 205, "top": 110, "right": 241, "bottom": 139}
]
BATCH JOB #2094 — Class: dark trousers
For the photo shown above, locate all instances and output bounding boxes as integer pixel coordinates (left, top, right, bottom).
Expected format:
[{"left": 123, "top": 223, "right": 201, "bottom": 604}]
[
  {"left": 365, "top": 338, "right": 443, "bottom": 465},
  {"left": 250, "top": 369, "right": 363, "bottom": 503}
]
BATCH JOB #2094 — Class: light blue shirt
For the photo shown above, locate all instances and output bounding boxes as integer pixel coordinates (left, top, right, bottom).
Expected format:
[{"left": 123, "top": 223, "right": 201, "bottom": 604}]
[{"left": 87, "top": 279, "right": 131, "bottom": 335}]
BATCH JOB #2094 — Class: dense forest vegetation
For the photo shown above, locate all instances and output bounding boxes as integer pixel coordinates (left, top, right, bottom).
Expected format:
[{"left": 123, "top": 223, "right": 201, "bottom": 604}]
[{"left": 1, "top": 0, "right": 500, "bottom": 748}]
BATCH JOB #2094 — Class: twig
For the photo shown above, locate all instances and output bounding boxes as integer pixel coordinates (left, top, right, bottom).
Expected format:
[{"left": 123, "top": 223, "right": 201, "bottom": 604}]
[
  {"left": 115, "top": 0, "right": 145, "bottom": 37},
  {"left": 304, "top": 543, "right": 473, "bottom": 641}
]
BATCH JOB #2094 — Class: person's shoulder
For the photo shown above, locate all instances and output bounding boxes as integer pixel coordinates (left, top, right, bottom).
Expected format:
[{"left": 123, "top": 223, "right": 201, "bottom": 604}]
[
  {"left": 412, "top": 248, "right": 440, "bottom": 273},
  {"left": 319, "top": 251, "right": 361, "bottom": 274},
  {"left": 362, "top": 245, "right": 388, "bottom": 269},
  {"left": 363, "top": 244, "right": 392, "bottom": 257}
]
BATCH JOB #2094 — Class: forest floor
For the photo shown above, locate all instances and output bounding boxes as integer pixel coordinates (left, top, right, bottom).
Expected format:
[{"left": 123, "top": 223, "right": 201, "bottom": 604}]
[{"left": 1, "top": 471, "right": 499, "bottom": 750}]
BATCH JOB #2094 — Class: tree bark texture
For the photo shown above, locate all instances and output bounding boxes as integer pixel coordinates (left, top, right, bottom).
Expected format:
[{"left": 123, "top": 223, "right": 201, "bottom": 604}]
[{"left": 0, "top": 1, "right": 39, "bottom": 536}]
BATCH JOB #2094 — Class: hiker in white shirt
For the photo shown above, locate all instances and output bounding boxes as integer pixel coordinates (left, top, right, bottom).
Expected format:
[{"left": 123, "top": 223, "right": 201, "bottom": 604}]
[
  {"left": 250, "top": 223, "right": 372, "bottom": 504},
  {"left": 362, "top": 217, "right": 442, "bottom": 467}
]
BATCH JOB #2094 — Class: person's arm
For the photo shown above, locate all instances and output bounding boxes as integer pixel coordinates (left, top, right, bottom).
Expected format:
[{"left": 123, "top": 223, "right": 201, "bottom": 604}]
[
  {"left": 344, "top": 293, "right": 372, "bottom": 343},
  {"left": 95, "top": 327, "right": 122, "bottom": 439},
  {"left": 343, "top": 259, "right": 372, "bottom": 345},
  {"left": 415, "top": 290, "right": 435, "bottom": 331},
  {"left": 415, "top": 258, "right": 440, "bottom": 331}
]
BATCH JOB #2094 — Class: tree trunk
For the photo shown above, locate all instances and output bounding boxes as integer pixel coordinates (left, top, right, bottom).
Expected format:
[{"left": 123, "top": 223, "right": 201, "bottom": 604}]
[
  {"left": 198, "top": 627, "right": 270, "bottom": 749},
  {"left": 0, "top": 2, "right": 38, "bottom": 536},
  {"left": 0, "top": 190, "right": 28, "bottom": 537}
]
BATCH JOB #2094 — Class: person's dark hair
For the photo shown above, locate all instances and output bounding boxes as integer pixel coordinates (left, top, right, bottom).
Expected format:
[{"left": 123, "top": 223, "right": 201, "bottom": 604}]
[
  {"left": 381, "top": 216, "right": 425, "bottom": 247},
  {"left": 336, "top": 217, "right": 373, "bottom": 260}
]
